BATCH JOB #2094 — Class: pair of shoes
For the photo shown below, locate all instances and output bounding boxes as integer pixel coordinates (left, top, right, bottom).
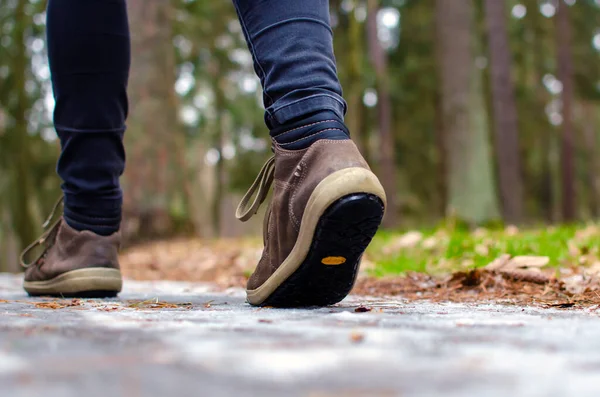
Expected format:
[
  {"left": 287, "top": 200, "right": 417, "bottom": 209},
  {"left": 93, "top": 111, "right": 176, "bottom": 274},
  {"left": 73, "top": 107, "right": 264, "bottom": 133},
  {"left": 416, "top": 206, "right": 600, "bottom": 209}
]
[{"left": 22, "top": 140, "right": 385, "bottom": 306}]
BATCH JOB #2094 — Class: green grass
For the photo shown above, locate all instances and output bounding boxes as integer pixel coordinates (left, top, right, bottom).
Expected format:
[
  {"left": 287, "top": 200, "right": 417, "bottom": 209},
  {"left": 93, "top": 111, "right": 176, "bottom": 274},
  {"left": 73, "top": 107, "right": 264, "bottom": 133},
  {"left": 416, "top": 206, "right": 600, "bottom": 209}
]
[{"left": 366, "top": 224, "right": 600, "bottom": 277}]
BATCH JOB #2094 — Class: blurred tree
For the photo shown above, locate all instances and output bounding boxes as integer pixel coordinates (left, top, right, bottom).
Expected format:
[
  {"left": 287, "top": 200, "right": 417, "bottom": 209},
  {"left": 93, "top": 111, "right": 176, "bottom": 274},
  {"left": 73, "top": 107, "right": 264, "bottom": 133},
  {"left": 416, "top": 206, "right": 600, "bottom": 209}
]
[
  {"left": 484, "top": 0, "right": 524, "bottom": 224},
  {"left": 581, "top": 101, "right": 600, "bottom": 217},
  {"left": 8, "top": 0, "right": 36, "bottom": 250},
  {"left": 436, "top": 0, "right": 500, "bottom": 225},
  {"left": 125, "top": 0, "right": 191, "bottom": 240},
  {"left": 387, "top": 0, "right": 443, "bottom": 222},
  {"left": 569, "top": 0, "right": 600, "bottom": 219},
  {"left": 0, "top": 0, "right": 43, "bottom": 271},
  {"left": 522, "top": 0, "right": 556, "bottom": 222},
  {"left": 367, "top": 0, "right": 399, "bottom": 227},
  {"left": 556, "top": 0, "right": 576, "bottom": 222},
  {"left": 345, "top": 1, "right": 369, "bottom": 158}
]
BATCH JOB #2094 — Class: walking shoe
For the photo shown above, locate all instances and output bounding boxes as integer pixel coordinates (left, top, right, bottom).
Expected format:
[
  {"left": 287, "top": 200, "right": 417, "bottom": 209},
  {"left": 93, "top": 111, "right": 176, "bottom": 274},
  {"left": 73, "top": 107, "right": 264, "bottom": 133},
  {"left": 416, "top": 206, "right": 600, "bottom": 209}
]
[
  {"left": 237, "top": 139, "right": 386, "bottom": 307},
  {"left": 21, "top": 198, "right": 123, "bottom": 297}
]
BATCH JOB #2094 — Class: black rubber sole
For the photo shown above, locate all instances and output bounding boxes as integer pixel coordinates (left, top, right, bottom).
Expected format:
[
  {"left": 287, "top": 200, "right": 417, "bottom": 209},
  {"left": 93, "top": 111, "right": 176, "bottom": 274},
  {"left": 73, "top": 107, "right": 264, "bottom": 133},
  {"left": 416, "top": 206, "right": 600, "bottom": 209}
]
[
  {"left": 27, "top": 290, "right": 119, "bottom": 298},
  {"left": 261, "top": 193, "right": 384, "bottom": 308}
]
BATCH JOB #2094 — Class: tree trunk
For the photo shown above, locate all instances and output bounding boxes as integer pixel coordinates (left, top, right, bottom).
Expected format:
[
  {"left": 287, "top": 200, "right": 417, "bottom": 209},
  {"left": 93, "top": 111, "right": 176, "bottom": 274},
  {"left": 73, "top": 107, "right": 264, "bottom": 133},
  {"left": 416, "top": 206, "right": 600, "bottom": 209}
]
[
  {"left": 10, "top": 0, "right": 37, "bottom": 253},
  {"left": 556, "top": 0, "right": 576, "bottom": 222},
  {"left": 124, "top": 0, "right": 186, "bottom": 241},
  {"left": 346, "top": 1, "right": 368, "bottom": 159},
  {"left": 484, "top": 0, "right": 523, "bottom": 225},
  {"left": 434, "top": 90, "right": 447, "bottom": 217},
  {"left": 526, "top": 0, "right": 554, "bottom": 222},
  {"left": 436, "top": 0, "right": 500, "bottom": 225},
  {"left": 211, "top": 77, "right": 226, "bottom": 237},
  {"left": 582, "top": 102, "right": 600, "bottom": 218},
  {"left": 367, "top": 0, "right": 399, "bottom": 227}
]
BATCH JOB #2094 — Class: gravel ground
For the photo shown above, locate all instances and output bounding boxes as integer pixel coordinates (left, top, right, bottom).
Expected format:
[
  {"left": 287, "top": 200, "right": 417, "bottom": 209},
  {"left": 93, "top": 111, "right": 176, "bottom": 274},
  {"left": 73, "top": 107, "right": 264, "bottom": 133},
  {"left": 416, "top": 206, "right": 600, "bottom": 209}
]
[{"left": 2, "top": 273, "right": 600, "bottom": 397}]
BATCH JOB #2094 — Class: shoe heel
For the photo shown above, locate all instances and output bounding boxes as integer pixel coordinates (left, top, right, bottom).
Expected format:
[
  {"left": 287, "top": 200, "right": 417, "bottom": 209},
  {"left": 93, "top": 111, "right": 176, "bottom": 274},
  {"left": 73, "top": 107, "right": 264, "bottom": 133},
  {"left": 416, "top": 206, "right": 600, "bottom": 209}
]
[{"left": 262, "top": 193, "right": 384, "bottom": 307}]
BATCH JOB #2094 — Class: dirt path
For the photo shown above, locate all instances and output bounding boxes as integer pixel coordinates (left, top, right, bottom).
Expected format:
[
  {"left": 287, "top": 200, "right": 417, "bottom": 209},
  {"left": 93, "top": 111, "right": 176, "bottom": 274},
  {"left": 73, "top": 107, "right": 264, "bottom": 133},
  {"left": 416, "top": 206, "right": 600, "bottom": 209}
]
[{"left": 2, "top": 273, "right": 600, "bottom": 397}]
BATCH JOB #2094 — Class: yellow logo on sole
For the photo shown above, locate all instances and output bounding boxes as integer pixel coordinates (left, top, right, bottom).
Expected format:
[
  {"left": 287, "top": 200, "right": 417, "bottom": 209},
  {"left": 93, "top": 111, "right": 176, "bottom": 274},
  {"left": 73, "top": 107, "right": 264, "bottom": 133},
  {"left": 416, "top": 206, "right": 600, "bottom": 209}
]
[{"left": 321, "top": 256, "right": 347, "bottom": 265}]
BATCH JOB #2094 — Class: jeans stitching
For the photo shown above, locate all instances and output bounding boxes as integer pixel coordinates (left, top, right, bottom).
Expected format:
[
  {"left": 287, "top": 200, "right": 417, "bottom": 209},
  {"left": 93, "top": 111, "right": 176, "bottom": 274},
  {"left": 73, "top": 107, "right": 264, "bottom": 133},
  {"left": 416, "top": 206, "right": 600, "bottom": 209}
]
[
  {"left": 66, "top": 215, "right": 120, "bottom": 221},
  {"left": 55, "top": 125, "right": 126, "bottom": 134},
  {"left": 252, "top": 17, "right": 333, "bottom": 40},
  {"left": 64, "top": 218, "right": 119, "bottom": 229},
  {"left": 273, "top": 120, "right": 336, "bottom": 138},
  {"left": 270, "top": 94, "right": 346, "bottom": 119},
  {"left": 280, "top": 128, "right": 345, "bottom": 146}
]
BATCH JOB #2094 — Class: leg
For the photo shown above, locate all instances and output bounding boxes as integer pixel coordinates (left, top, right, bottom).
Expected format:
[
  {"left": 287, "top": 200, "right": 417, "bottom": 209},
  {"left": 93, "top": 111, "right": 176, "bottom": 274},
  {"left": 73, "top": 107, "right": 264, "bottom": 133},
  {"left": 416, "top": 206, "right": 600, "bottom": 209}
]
[
  {"left": 21, "top": 0, "right": 128, "bottom": 297},
  {"left": 234, "top": 0, "right": 386, "bottom": 307},
  {"left": 232, "top": 0, "right": 350, "bottom": 148},
  {"left": 49, "top": 0, "right": 129, "bottom": 235}
]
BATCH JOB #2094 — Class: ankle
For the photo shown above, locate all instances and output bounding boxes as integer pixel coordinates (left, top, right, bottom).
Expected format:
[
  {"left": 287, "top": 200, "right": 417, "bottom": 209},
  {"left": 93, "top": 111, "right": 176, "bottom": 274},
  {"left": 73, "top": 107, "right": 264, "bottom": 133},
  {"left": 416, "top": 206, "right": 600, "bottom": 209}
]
[
  {"left": 270, "top": 110, "right": 350, "bottom": 150},
  {"left": 63, "top": 198, "right": 121, "bottom": 236}
]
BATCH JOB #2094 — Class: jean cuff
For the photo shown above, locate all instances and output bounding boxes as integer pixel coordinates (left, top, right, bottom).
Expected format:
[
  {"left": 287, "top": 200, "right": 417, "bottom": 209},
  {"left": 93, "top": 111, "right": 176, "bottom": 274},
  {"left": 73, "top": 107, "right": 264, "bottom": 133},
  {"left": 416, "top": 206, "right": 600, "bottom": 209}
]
[
  {"left": 64, "top": 193, "right": 123, "bottom": 212},
  {"left": 266, "top": 93, "right": 347, "bottom": 126}
]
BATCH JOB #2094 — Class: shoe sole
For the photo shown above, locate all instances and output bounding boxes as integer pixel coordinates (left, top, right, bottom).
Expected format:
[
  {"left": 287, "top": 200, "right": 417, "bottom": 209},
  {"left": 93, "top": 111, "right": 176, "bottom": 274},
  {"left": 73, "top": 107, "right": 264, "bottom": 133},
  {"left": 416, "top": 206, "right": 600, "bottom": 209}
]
[
  {"left": 247, "top": 167, "right": 386, "bottom": 307},
  {"left": 24, "top": 268, "right": 123, "bottom": 298}
]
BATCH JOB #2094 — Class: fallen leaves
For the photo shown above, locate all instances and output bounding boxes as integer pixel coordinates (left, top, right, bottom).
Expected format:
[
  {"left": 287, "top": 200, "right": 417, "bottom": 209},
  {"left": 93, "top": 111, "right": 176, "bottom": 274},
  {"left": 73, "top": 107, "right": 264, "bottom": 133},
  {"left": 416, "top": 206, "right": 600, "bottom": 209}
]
[
  {"left": 119, "top": 238, "right": 260, "bottom": 288},
  {"left": 486, "top": 255, "right": 550, "bottom": 270},
  {"left": 354, "top": 306, "right": 372, "bottom": 313},
  {"left": 353, "top": 265, "right": 600, "bottom": 309},
  {"left": 126, "top": 298, "right": 192, "bottom": 310},
  {"left": 485, "top": 255, "right": 553, "bottom": 284},
  {"left": 33, "top": 299, "right": 81, "bottom": 310},
  {"left": 98, "top": 306, "right": 121, "bottom": 312}
]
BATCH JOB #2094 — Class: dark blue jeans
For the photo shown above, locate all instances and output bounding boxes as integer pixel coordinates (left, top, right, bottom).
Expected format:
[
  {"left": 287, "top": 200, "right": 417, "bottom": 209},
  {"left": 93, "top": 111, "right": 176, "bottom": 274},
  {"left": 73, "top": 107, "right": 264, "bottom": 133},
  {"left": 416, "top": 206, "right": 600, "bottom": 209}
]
[{"left": 47, "top": 0, "right": 347, "bottom": 232}]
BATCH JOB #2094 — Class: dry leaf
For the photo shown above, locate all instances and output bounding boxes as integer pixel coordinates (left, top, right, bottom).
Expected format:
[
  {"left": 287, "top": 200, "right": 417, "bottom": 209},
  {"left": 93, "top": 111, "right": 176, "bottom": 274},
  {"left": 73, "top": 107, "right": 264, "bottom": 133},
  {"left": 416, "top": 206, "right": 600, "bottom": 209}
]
[
  {"left": 127, "top": 298, "right": 190, "bottom": 309},
  {"left": 354, "top": 306, "right": 372, "bottom": 313},
  {"left": 98, "top": 306, "right": 121, "bottom": 312},
  {"left": 586, "top": 262, "right": 600, "bottom": 276},
  {"left": 484, "top": 255, "right": 552, "bottom": 284},
  {"left": 382, "top": 231, "right": 423, "bottom": 254},
  {"left": 349, "top": 331, "right": 365, "bottom": 343},
  {"left": 34, "top": 302, "right": 67, "bottom": 310},
  {"left": 502, "top": 269, "right": 551, "bottom": 284},
  {"left": 486, "top": 255, "right": 550, "bottom": 272},
  {"left": 485, "top": 254, "right": 511, "bottom": 271},
  {"left": 510, "top": 256, "right": 550, "bottom": 269}
]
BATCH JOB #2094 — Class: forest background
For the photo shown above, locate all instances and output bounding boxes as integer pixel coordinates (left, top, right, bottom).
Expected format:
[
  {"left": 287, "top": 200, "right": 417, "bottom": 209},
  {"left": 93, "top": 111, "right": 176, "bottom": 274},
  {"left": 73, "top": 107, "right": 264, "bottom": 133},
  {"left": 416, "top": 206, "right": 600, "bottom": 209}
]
[{"left": 1, "top": 0, "right": 599, "bottom": 273}]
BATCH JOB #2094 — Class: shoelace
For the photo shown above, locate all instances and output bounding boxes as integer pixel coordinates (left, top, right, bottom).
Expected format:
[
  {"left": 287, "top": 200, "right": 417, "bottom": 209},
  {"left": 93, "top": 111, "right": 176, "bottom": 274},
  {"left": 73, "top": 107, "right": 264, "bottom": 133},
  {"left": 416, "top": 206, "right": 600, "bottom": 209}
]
[
  {"left": 19, "top": 196, "right": 64, "bottom": 269},
  {"left": 236, "top": 156, "right": 275, "bottom": 222}
]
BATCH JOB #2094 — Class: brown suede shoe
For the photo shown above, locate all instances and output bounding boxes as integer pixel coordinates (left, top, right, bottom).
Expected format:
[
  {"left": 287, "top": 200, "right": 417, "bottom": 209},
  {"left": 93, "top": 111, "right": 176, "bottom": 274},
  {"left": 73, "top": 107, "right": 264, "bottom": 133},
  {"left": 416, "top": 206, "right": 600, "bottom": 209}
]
[
  {"left": 21, "top": 199, "right": 122, "bottom": 297},
  {"left": 237, "top": 139, "right": 386, "bottom": 307}
]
